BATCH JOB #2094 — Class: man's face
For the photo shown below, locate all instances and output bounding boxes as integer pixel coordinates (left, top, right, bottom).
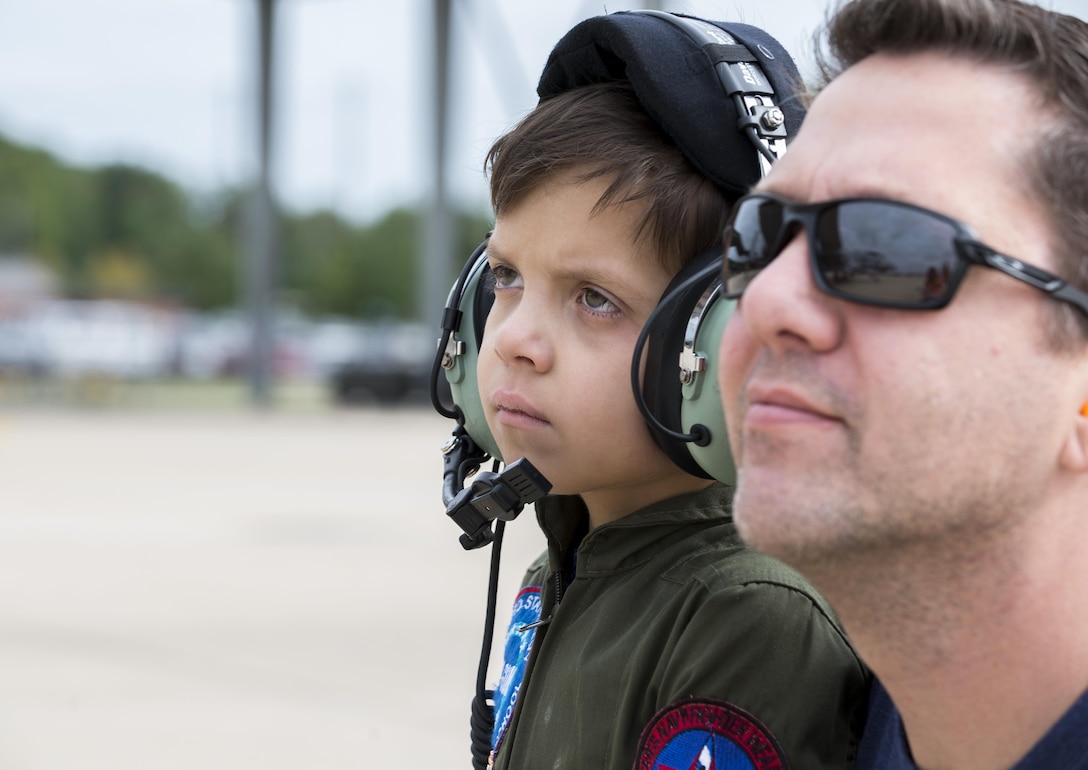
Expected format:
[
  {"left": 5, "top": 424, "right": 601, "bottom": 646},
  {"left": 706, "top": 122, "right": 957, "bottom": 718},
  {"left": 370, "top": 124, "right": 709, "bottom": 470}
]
[
  {"left": 478, "top": 170, "right": 704, "bottom": 525},
  {"left": 718, "top": 52, "right": 1083, "bottom": 568}
]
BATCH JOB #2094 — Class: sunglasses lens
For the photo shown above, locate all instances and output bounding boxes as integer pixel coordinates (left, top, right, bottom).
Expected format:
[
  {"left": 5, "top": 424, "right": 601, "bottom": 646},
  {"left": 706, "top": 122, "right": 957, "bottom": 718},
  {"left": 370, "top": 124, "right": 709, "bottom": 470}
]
[
  {"left": 724, "top": 197, "right": 782, "bottom": 295},
  {"left": 815, "top": 201, "right": 962, "bottom": 307}
]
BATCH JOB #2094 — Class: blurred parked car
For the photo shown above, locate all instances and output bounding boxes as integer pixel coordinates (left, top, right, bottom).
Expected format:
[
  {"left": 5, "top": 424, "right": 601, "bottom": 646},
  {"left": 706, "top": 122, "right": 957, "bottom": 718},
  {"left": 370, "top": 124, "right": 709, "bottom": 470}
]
[
  {"left": 329, "top": 321, "right": 446, "bottom": 406},
  {"left": 175, "top": 310, "right": 314, "bottom": 381},
  {"left": 0, "top": 299, "right": 178, "bottom": 380}
]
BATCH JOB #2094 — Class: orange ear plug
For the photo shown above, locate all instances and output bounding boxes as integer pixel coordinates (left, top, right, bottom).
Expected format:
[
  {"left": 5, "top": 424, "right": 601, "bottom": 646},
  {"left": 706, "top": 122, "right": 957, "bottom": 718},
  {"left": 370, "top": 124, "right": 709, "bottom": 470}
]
[{"left": 1081, "top": 402, "right": 1088, "bottom": 417}]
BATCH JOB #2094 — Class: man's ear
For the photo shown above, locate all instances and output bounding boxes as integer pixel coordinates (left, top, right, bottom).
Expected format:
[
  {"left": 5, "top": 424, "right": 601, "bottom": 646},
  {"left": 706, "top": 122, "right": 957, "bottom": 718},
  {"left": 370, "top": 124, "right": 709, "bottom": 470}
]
[{"left": 1060, "top": 398, "right": 1088, "bottom": 473}]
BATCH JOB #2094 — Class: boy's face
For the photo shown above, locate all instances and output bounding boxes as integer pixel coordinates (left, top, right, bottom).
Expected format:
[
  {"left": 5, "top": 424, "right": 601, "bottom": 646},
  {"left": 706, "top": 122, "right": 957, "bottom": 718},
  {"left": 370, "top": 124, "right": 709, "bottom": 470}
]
[{"left": 478, "top": 170, "right": 708, "bottom": 525}]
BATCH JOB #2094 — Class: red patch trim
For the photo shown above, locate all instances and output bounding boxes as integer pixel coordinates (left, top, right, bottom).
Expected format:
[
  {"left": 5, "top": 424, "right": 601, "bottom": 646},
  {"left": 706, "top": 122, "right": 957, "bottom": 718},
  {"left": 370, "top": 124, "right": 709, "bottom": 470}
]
[{"left": 636, "top": 697, "right": 790, "bottom": 770}]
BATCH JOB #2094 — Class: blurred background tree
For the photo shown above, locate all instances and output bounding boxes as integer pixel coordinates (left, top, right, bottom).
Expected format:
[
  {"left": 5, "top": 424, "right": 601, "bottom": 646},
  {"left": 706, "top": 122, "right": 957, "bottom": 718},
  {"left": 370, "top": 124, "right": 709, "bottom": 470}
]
[{"left": 0, "top": 133, "right": 491, "bottom": 320}]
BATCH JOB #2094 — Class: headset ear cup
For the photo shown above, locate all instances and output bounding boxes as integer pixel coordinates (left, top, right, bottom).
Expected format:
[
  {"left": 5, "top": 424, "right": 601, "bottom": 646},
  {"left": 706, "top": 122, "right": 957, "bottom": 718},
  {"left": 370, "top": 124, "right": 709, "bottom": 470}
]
[
  {"left": 443, "top": 248, "right": 503, "bottom": 461},
  {"left": 642, "top": 248, "right": 735, "bottom": 484},
  {"left": 680, "top": 293, "right": 735, "bottom": 485}
]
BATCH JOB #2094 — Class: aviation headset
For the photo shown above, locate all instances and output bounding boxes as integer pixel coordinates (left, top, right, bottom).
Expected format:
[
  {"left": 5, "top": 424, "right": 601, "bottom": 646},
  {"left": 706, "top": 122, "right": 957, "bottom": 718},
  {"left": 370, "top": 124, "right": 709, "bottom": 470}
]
[{"left": 431, "top": 10, "right": 804, "bottom": 489}]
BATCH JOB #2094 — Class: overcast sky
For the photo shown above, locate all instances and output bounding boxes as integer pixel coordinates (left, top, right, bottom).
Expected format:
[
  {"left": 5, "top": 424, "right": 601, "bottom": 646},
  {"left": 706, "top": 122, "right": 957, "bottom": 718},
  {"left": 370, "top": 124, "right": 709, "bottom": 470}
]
[{"left": 0, "top": 0, "right": 1084, "bottom": 223}]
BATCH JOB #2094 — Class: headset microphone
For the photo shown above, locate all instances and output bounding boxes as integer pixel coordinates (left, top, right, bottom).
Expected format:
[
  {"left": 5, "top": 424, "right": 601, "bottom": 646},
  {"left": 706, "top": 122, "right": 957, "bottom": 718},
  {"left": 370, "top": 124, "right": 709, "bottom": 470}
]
[{"left": 432, "top": 239, "right": 550, "bottom": 551}]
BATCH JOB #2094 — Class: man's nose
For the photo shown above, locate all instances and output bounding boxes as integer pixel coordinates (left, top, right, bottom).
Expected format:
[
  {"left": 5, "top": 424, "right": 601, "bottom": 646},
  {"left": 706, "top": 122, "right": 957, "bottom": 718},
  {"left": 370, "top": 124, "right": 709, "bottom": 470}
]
[{"left": 733, "top": 231, "right": 845, "bottom": 355}]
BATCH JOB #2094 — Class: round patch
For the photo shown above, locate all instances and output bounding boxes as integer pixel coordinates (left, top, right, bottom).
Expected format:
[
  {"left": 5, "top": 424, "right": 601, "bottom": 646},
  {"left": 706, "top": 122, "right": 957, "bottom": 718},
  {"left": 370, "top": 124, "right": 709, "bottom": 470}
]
[{"left": 637, "top": 698, "right": 788, "bottom": 770}]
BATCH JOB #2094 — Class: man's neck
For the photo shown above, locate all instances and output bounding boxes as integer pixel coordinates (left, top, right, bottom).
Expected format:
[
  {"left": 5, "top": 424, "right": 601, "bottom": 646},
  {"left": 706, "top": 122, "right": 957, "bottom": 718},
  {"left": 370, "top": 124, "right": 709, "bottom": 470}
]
[{"left": 813, "top": 518, "right": 1088, "bottom": 770}]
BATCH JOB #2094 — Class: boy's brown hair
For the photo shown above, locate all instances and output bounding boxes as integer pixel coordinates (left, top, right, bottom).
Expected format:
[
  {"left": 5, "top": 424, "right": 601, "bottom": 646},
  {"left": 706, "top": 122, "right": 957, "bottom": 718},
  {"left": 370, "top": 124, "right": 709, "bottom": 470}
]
[{"left": 485, "top": 81, "right": 730, "bottom": 275}]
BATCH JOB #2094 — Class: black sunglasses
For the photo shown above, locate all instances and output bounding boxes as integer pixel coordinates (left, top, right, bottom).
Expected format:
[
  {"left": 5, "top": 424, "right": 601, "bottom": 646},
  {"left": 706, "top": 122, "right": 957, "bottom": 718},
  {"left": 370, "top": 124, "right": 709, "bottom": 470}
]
[{"left": 722, "top": 193, "right": 1088, "bottom": 316}]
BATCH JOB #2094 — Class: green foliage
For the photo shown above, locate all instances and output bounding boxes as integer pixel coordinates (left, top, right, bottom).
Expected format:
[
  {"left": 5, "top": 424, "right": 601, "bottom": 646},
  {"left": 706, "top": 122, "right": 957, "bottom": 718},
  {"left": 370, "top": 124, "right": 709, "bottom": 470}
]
[
  {"left": 0, "top": 133, "right": 491, "bottom": 319},
  {"left": 281, "top": 206, "right": 491, "bottom": 320}
]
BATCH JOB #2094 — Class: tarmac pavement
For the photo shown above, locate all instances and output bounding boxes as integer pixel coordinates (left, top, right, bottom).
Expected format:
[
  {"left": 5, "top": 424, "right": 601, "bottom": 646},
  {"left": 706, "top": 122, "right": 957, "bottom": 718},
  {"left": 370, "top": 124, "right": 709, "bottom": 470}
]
[{"left": 0, "top": 406, "right": 545, "bottom": 769}]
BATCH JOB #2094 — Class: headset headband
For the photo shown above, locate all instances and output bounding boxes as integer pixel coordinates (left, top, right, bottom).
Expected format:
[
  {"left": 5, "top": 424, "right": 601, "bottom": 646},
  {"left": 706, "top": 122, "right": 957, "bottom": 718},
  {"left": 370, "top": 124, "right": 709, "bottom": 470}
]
[{"left": 537, "top": 11, "right": 804, "bottom": 196}]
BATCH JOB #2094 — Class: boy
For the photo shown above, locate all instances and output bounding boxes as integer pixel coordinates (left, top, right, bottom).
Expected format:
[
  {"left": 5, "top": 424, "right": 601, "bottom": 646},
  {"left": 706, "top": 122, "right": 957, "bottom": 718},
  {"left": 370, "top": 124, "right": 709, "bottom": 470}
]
[{"left": 461, "top": 12, "right": 868, "bottom": 770}]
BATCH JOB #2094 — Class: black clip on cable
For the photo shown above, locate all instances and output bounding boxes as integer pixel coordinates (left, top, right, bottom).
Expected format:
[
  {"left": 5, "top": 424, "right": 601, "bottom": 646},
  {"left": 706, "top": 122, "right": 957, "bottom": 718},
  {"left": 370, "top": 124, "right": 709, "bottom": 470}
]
[{"left": 442, "top": 425, "right": 552, "bottom": 550}]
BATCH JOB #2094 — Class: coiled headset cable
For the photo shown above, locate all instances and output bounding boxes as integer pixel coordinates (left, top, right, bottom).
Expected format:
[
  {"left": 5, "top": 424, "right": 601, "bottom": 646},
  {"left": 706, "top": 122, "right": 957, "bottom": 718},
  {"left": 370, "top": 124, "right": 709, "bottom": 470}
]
[{"left": 469, "top": 512, "right": 505, "bottom": 770}]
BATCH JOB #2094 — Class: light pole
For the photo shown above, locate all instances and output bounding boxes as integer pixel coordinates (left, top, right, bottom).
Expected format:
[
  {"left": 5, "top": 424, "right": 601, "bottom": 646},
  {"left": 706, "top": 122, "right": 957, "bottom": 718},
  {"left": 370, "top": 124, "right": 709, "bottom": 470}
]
[
  {"left": 244, "top": 0, "right": 278, "bottom": 407},
  {"left": 420, "top": 0, "right": 454, "bottom": 331}
]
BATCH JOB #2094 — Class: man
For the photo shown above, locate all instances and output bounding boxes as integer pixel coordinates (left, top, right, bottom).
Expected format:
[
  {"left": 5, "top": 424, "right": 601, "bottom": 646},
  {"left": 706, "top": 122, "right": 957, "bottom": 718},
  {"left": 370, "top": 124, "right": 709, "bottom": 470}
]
[{"left": 716, "top": 0, "right": 1088, "bottom": 768}]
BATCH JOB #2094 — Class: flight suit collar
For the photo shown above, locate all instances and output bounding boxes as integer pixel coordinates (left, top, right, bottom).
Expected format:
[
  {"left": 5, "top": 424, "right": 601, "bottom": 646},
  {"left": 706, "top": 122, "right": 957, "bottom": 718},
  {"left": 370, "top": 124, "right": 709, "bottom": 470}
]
[{"left": 535, "top": 482, "right": 733, "bottom": 577}]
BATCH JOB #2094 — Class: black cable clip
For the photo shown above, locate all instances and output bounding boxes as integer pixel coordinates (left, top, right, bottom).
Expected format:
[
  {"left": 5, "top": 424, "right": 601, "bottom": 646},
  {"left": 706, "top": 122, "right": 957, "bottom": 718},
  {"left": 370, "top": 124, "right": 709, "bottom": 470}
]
[{"left": 441, "top": 426, "right": 551, "bottom": 550}]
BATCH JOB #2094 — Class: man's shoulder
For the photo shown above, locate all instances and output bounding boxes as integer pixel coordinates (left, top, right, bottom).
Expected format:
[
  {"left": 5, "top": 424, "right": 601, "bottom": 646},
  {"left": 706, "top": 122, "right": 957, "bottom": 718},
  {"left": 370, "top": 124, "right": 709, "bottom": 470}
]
[
  {"left": 858, "top": 682, "right": 1088, "bottom": 770},
  {"left": 1014, "top": 686, "right": 1088, "bottom": 769},
  {"left": 856, "top": 679, "right": 914, "bottom": 770}
]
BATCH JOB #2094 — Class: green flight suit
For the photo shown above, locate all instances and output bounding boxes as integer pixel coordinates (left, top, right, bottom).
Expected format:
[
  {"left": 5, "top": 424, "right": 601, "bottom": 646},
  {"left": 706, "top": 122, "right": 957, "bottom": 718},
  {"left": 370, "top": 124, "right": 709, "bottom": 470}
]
[{"left": 489, "top": 482, "right": 868, "bottom": 770}]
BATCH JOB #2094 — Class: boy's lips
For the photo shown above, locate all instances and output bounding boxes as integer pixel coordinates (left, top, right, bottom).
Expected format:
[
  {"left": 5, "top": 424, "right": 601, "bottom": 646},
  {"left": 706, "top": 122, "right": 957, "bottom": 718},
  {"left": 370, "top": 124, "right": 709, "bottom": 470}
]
[{"left": 492, "top": 390, "right": 550, "bottom": 425}]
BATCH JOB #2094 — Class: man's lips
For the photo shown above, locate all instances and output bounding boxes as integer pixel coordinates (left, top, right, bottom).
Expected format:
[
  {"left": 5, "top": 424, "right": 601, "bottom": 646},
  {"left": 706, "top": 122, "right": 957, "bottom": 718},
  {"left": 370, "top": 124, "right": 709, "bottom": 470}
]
[{"left": 744, "top": 384, "right": 839, "bottom": 426}]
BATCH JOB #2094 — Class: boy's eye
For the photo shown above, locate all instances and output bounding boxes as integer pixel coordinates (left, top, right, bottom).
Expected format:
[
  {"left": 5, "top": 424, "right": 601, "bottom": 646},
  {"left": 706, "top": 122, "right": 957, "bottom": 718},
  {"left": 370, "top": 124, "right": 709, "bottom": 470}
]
[
  {"left": 582, "top": 288, "right": 618, "bottom": 313},
  {"left": 490, "top": 265, "right": 521, "bottom": 289}
]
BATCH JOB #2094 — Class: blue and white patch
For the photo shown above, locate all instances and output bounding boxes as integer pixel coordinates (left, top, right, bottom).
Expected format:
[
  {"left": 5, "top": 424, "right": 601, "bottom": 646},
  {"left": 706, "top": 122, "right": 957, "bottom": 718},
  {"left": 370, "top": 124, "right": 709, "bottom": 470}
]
[
  {"left": 491, "top": 585, "right": 542, "bottom": 754},
  {"left": 637, "top": 698, "right": 788, "bottom": 770}
]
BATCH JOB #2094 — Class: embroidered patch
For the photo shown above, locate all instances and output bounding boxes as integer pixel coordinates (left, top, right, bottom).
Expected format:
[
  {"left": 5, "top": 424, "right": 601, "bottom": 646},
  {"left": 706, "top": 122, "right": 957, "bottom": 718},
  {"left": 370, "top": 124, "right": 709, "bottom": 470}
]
[
  {"left": 491, "top": 585, "right": 542, "bottom": 753},
  {"left": 637, "top": 698, "right": 789, "bottom": 770}
]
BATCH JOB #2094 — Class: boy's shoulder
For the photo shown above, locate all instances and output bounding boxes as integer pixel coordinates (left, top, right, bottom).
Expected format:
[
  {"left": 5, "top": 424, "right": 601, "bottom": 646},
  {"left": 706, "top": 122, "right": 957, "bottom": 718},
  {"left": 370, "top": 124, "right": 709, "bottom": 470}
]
[
  {"left": 663, "top": 534, "right": 810, "bottom": 590},
  {"left": 520, "top": 549, "right": 550, "bottom": 585},
  {"left": 631, "top": 482, "right": 823, "bottom": 596},
  {"left": 659, "top": 526, "right": 843, "bottom": 627}
]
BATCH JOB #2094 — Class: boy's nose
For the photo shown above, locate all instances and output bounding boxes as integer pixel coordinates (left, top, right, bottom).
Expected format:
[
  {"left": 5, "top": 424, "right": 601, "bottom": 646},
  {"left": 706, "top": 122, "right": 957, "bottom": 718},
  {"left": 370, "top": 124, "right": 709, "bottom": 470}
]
[{"left": 490, "top": 302, "right": 556, "bottom": 373}]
